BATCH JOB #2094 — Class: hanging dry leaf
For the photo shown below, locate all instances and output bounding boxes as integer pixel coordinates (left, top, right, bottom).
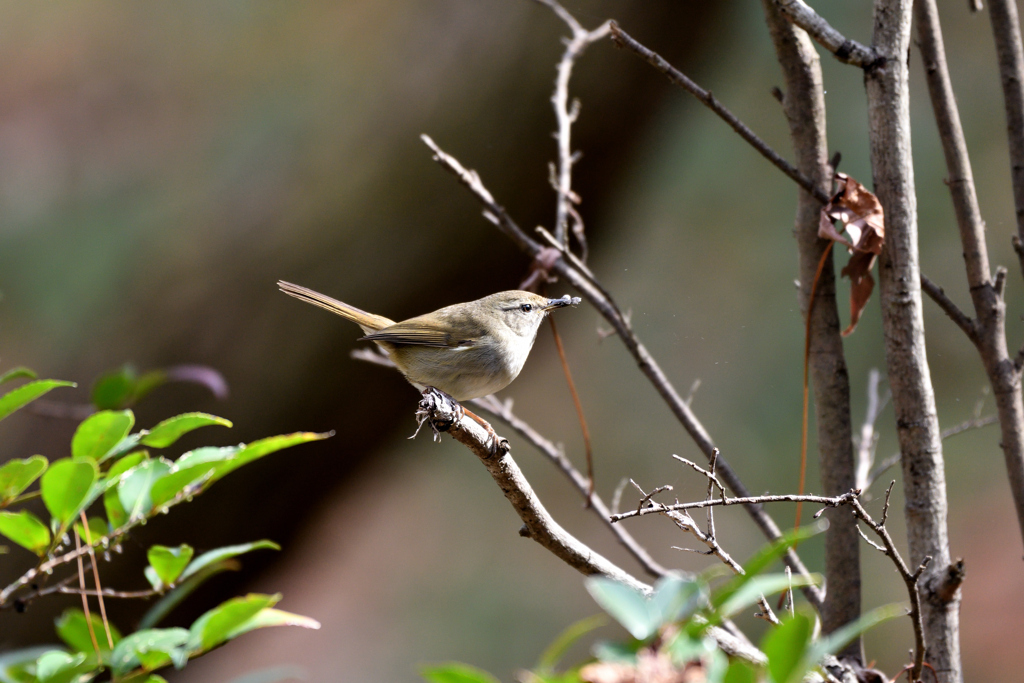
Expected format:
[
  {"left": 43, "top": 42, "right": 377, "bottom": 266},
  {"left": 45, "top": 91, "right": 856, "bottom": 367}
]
[{"left": 817, "top": 173, "right": 885, "bottom": 336}]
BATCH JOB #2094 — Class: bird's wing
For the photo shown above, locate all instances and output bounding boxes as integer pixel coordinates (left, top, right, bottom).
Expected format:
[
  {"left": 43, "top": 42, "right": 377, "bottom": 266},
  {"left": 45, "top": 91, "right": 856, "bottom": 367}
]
[{"left": 359, "top": 320, "right": 480, "bottom": 348}]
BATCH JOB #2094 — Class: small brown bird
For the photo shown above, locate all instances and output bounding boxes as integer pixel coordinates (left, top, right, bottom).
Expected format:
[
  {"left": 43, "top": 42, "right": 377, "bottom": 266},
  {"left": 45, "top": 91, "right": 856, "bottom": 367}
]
[{"left": 278, "top": 281, "right": 580, "bottom": 401}]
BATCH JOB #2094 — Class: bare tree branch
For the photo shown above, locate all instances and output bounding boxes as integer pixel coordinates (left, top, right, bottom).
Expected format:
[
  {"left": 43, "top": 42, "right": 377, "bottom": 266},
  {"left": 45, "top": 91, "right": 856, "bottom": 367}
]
[
  {"left": 865, "top": 0, "right": 961, "bottom": 677},
  {"left": 609, "top": 490, "right": 859, "bottom": 522},
  {"left": 608, "top": 23, "right": 829, "bottom": 205},
  {"left": 771, "top": 0, "right": 881, "bottom": 69},
  {"left": 919, "top": 273, "right": 978, "bottom": 344},
  {"left": 917, "top": 0, "right": 1024, "bottom": 559},
  {"left": 987, "top": 0, "right": 1024, "bottom": 278},
  {"left": 472, "top": 394, "right": 669, "bottom": 578},
  {"left": 421, "top": 134, "right": 825, "bottom": 611},
  {"left": 761, "top": 0, "right": 862, "bottom": 659},
  {"left": 415, "top": 388, "right": 767, "bottom": 665},
  {"left": 532, "top": 0, "right": 610, "bottom": 253}
]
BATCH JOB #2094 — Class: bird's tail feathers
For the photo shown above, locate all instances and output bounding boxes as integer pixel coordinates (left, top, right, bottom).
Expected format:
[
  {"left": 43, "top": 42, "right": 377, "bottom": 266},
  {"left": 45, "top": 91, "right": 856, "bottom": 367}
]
[{"left": 277, "top": 281, "right": 394, "bottom": 333}]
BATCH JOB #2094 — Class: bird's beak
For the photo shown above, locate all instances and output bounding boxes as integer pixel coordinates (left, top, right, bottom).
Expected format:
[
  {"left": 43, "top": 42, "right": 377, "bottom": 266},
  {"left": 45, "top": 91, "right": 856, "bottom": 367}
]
[{"left": 543, "top": 295, "right": 582, "bottom": 311}]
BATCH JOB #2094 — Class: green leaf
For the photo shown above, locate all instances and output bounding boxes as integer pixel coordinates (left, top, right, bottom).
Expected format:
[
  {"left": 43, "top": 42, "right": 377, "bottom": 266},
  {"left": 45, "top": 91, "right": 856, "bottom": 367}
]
[
  {"left": 35, "top": 650, "right": 90, "bottom": 683},
  {"left": 147, "top": 545, "right": 194, "bottom": 587},
  {"left": 222, "top": 607, "right": 321, "bottom": 641},
  {"left": 103, "top": 452, "right": 147, "bottom": 530},
  {"left": 56, "top": 608, "right": 122, "bottom": 658},
  {"left": 536, "top": 614, "right": 607, "bottom": 674},
  {"left": 0, "top": 456, "right": 48, "bottom": 504},
  {"left": 188, "top": 594, "right": 279, "bottom": 653},
  {"left": 0, "top": 646, "right": 56, "bottom": 683},
  {"left": 0, "top": 510, "right": 50, "bottom": 555},
  {"left": 109, "top": 628, "right": 190, "bottom": 675},
  {"left": 722, "top": 661, "right": 757, "bottom": 683},
  {"left": 591, "top": 640, "right": 640, "bottom": 664},
  {"left": 174, "top": 445, "right": 241, "bottom": 469},
  {"left": 41, "top": 459, "right": 99, "bottom": 528},
  {"left": 148, "top": 463, "right": 219, "bottom": 508},
  {"left": 139, "top": 558, "right": 243, "bottom": 630},
  {"left": 180, "top": 540, "right": 280, "bottom": 581},
  {"left": 141, "top": 413, "right": 233, "bottom": 449},
  {"left": 71, "top": 410, "right": 134, "bottom": 461},
  {"left": 420, "top": 663, "right": 501, "bottom": 683},
  {"left": 0, "top": 367, "right": 37, "bottom": 385},
  {"left": 650, "top": 573, "right": 705, "bottom": 624},
  {"left": 208, "top": 432, "right": 331, "bottom": 483},
  {"left": 762, "top": 613, "right": 812, "bottom": 683},
  {"left": 91, "top": 366, "right": 139, "bottom": 411},
  {"left": 0, "top": 380, "right": 76, "bottom": 422},
  {"left": 73, "top": 516, "right": 108, "bottom": 544},
  {"left": 117, "top": 458, "right": 172, "bottom": 520},
  {"left": 585, "top": 577, "right": 658, "bottom": 640}
]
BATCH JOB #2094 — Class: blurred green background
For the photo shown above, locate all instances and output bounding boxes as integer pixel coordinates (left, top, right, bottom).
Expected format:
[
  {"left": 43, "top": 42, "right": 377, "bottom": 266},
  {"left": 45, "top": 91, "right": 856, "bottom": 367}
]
[{"left": 0, "top": 0, "right": 1021, "bottom": 681}]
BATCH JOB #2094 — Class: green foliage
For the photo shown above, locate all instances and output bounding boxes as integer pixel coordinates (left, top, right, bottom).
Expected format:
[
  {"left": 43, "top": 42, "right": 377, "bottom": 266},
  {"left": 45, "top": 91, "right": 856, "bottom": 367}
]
[
  {"left": 420, "top": 663, "right": 502, "bottom": 683},
  {"left": 0, "top": 363, "right": 324, "bottom": 682}
]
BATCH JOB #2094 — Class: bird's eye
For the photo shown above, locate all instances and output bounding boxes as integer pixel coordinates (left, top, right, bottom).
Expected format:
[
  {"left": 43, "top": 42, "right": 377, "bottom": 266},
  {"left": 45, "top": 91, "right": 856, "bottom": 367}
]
[{"left": 520, "top": 303, "right": 533, "bottom": 312}]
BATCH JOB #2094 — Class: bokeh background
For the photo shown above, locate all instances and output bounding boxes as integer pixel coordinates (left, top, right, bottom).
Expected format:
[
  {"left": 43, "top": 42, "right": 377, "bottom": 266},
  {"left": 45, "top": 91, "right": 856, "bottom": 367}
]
[{"left": 0, "top": 0, "right": 1021, "bottom": 680}]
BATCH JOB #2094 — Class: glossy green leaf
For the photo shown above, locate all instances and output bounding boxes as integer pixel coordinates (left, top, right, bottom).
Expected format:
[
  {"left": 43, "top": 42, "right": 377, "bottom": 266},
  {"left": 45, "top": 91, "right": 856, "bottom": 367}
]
[
  {"left": 222, "top": 607, "right": 321, "bottom": 641},
  {"left": 179, "top": 540, "right": 280, "bottom": 582},
  {"left": 73, "top": 516, "right": 108, "bottom": 544},
  {"left": 103, "top": 452, "right": 147, "bottom": 530},
  {"left": 208, "top": 432, "right": 331, "bottom": 483},
  {"left": 535, "top": 615, "right": 606, "bottom": 674},
  {"left": 41, "top": 459, "right": 99, "bottom": 527},
  {"left": 71, "top": 410, "right": 134, "bottom": 461},
  {"left": 0, "top": 367, "right": 37, "bottom": 385},
  {"left": 420, "top": 663, "right": 501, "bottom": 683},
  {"left": 117, "top": 458, "right": 172, "bottom": 520},
  {"left": 0, "top": 380, "right": 76, "bottom": 422},
  {"left": 147, "top": 545, "right": 194, "bottom": 587},
  {"left": 188, "top": 593, "right": 278, "bottom": 652},
  {"left": 56, "top": 608, "right": 122, "bottom": 658},
  {"left": 0, "top": 510, "right": 50, "bottom": 555},
  {"left": 174, "top": 445, "right": 240, "bottom": 469},
  {"left": 0, "top": 456, "right": 48, "bottom": 504},
  {"left": 585, "top": 577, "right": 657, "bottom": 640},
  {"left": 139, "top": 558, "right": 244, "bottom": 630},
  {"left": 109, "top": 628, "right": 190, "bottom": 675},
  {"left": 650, "top": 573, "right": 704, "bottom": 624},
  {"left": 144, "top": 566, "right": 162, "bottom": 591},
  {"left": 762, "top": 613, "right": 812, "bottom": 683},
  {"left": 35, "top": 650, "right": 89, "bottom": 683},
  {"left": 148, "top": 463, "right": 219, "bottom": 508},
  {"left": 141, "top": 413, "right": 232, "bottom": 449}
]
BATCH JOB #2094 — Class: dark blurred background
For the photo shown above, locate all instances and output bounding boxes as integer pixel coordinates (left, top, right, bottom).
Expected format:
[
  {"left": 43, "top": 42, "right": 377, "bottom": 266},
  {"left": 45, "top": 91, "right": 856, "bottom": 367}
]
[{"left": 0, "top": 1, "right": 1021, "bottom": 680}]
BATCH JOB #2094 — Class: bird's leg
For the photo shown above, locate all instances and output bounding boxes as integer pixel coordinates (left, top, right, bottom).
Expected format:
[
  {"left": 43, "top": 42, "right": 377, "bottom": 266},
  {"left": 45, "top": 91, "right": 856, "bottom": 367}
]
[{"left": 414, "top": 387, "right": 508, "bottom": 454}]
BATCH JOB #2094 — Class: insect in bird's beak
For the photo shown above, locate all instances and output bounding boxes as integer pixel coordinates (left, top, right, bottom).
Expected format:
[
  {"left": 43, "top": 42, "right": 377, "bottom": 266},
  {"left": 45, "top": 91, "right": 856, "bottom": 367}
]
[{"left": 543, "top": 295, "right": 581, "bottom": 312}]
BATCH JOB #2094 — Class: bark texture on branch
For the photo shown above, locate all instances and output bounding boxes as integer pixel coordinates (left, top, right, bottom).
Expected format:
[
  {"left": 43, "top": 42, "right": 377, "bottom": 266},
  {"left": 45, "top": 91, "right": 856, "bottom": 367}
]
[
  {"left": 865, "top": 1, "right": 961, "bottom": 680},
  {"left": 772, "top": 0, "right": 880, "bottom": 69},
  {"left": 916, "top": 0, "right": 1024, "bottom": 550},
  {"left": 761, "top": 1, "right": 862, "bottom": 662},
  {"left": 987, "top": 0, "right": 1024, "bottom": 278}
]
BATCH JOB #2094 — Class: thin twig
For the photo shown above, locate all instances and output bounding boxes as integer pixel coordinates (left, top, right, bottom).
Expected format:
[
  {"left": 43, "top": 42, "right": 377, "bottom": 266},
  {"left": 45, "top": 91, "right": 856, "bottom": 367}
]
[
  {"left": 771, "top": 0, "right": 881, "bottom": 69},
  {"left": 73, "top": 528, "right": 100, "bottom": 655},
  {"left": 611, "top": 490, "right": 860, "bottom": 522},
  {"left": 919, "top": 274, "right": 978, "bottom": 344},
  {"left": 80, "top": 511, "right": 114, "bottom": 649},
  {"left": 854, "top": 369, "right": 888, "bottom": 490},
  {"left": 608, "top": 22, "right": 829, "bottom": 205},
  {"left": 532, "top": 0, "right": 611, "bottom": 251},
  {"left": 547, "top": 315, "right": 595, "bottom": 500}
]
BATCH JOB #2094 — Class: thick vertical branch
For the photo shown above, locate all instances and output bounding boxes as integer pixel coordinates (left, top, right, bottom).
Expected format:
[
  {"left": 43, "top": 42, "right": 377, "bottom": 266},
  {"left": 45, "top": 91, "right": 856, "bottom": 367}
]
[
  {"left": 865, "top": 1, "right": 961, "bottom": 680},
  {"left": 987, "top": 0, "right": 1024, "bottom": 277},
  {"left": 761, "top": 2, "right": 862, "bottom": 662},
  {"left": 916, "top": 0, "right": 1024, "bottom": 548}
]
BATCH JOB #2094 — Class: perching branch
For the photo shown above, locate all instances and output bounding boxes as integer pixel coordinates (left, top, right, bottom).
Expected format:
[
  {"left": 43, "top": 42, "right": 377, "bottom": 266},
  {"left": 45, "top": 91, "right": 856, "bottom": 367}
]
[
  {"left": 771, "top": 0, "right": 881, "bottom": 69},
  {"left": 420, "top": 134, "right": 824, "bottom": 610},
  {"left": 414, "top": 388, "right": 767, "bottom": 665},
  {"left": 919, "top": 274, "right": 978, "bottom": 344},
  {"left": 609, "top": 490, "right": 860, "bottom": 523}
]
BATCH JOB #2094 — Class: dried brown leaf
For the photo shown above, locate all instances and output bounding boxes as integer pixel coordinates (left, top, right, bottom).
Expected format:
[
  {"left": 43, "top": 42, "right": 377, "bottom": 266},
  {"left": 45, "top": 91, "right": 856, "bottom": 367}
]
[{"left": 818, "top": 173, "right": 885, "bottom": 336}]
